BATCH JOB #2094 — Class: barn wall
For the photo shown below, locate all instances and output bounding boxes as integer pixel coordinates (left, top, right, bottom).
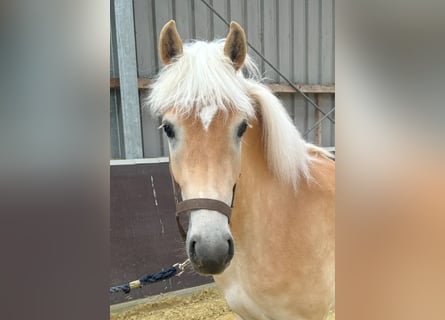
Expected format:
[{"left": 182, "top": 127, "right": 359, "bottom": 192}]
[
  {"left": 110, "top": 161, "right": 213, "bottom": 305},
  {"left": 111, "top": 0, "right": 335, "bottom": 159}
]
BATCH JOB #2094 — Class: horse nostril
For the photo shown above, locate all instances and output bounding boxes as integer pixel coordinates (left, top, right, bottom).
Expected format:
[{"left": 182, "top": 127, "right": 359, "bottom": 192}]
[
  {"left": 189, "top": 240, "right": 197, "bottom": 259},
  {"left": 187, "top": 235, "right": 234, "bottom": 275},
  {"left": 227, "top": 238, "right": 234, "bottom": 258}
]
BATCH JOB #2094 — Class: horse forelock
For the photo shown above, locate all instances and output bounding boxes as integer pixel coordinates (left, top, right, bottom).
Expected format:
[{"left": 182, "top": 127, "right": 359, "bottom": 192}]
[{"left": 146, "top": 40, "right": 256, "bottom": 121}]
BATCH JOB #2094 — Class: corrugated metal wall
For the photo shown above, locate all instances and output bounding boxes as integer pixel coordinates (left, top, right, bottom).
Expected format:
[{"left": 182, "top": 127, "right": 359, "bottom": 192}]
[{"left": 111, "top": 0, "right": 335, "bottom": 159}]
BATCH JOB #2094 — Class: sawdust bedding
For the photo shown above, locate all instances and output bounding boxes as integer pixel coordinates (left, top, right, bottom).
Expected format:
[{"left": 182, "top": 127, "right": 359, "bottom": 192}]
[
  {"left": 110, "top": 287, "right": 335, "bottom": 320},
  {"left": 110, "top": 288, "right": 235, "bottom": 320}
]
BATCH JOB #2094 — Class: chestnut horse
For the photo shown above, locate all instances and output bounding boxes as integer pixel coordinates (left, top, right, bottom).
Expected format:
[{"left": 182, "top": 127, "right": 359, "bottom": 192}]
[{"left": 147, "top": 20, "right": 335, "bottom": 320}]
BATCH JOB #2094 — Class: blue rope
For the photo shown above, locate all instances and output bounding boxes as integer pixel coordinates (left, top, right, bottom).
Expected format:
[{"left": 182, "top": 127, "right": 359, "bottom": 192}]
[
  {"left": 139, "top": 267, "right": 177, "bottom": 285},
  {"left": 109, "top": 283, "right": 131, "bottom": 294},
  {"left": 109, "top": 266, "right": 178, "bottom": 294}
]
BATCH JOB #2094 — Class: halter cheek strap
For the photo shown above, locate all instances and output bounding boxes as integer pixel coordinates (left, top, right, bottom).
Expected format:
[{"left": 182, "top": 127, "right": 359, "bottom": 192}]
[{"left": 170, "top": 166, "right": 236, "bottom": 241}]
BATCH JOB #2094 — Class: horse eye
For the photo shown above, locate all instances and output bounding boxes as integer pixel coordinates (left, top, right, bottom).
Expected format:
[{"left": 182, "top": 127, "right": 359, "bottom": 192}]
[
  {"left": 163, "top": 123, "right": 175, "bottom": 138},
  {"left": 237, "top": 121, "right": 248, "bottom": 138}
]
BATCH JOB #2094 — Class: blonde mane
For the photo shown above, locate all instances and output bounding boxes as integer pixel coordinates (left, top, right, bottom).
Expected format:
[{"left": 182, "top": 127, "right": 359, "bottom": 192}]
[
  {"left": 147, "top": 40, "right": 255, "bottom": 119},
  {"left": 146, "top": 40, "right": 312, "bottom": 188}
]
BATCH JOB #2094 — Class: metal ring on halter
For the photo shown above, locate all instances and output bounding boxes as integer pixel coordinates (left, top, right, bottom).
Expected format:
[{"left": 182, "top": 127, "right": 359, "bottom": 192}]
[{"left": 173, "top": 258, "right": 191, "bottom": 276}]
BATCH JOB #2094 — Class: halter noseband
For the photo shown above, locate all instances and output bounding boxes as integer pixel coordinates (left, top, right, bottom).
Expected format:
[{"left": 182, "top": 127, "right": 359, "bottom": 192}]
[{"left": 170, "top": 166, "right": 236, "bottom": 241}]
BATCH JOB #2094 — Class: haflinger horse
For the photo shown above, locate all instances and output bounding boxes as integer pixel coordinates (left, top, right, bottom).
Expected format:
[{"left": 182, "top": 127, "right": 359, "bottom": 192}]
[{"left": 147, "top": 20, "right": 335, "bottom": 320}]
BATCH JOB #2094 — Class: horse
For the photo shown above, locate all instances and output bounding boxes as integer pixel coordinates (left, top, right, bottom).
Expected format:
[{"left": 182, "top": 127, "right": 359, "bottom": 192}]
[{"left": 147, "top": 20, "right": 335, "bottom": 320}]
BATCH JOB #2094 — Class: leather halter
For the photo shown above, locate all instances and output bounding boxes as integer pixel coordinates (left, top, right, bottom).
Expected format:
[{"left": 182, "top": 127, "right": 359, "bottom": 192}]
[{"left": 169, "top": 165, "right": 236, "bottom": 241}]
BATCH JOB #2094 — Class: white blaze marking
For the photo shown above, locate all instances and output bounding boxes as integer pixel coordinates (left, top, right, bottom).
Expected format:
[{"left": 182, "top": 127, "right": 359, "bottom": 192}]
[{"left": 199, "top": 105, "right": 218, "bottom": 131}]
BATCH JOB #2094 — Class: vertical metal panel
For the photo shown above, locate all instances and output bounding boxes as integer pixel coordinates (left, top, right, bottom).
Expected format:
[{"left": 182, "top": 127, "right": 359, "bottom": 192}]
[
  {"left": 275, "top": 0, "right": 294, "bottom": 131},
  {"left": 212, "top": 0, "right": 230, "bottom": 38},
  {"left": 292, "top": 0, "right": 309, "bottom": 136},
  {"left": 194, "top": 0, "right": 213, "bottom": 40},
  {"left": 319, "top": 0, "right": 335, "bottom": 146},
  {"left": 114, "top": 0, "right": 143, "bottom": 159},
  {"left": 303, "top": 1, "right": 320, "bottom": 143},
  {"left": 263, "top": 0, "right": 278, "bottom": 81},
  {"left": 175, "top": 0, "right": 194, "bottom": 41},
  {"left": 113, "top": 0, "right": 335, "bottom": 158},
  {"left": 110, "top": 1, "right": 120, "bottom": 77},
  {"left": 134, "top": 0, "right": 158, "bottom": 78},
  {"left": 110, "top": 0, "right": 124, "bottom": 159},
  {"left": 307, "top": 0, "right": 321, "bottom": 84},
  {"left": 229, "top": 0, "right": 246, "bottom": 27},
  {"left": 305, "top": 93, "right": 317, "bottom": 143},
  {"left": 321, "top": 93, "right": 335, "bottom": 147},
  {"left": 293, "top": 0, "right": 308, "bottom": 83},
  {"left": 110, "top": 89, "right": 124, "bottom": 158},
  {"left": 321, "top": 0, "right": 334, "bottom": 84},
  {"left": 277, "top": 0, "right": 292, "bottom": 81},
  {"left": 245, "top": 0, "right": 263, "bottom": 73}
]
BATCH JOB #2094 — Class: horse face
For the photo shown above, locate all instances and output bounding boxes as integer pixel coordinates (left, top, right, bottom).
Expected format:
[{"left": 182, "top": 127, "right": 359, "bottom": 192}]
[
  {"left": 155, "top": 20, "right": 249, "bottom": 275},
  {"left": 162, "top": 110, "right": 248, "bottom": 275}
]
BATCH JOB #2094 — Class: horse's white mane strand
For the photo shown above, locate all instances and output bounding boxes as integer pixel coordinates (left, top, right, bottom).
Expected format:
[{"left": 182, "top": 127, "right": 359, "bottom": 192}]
[
  {"left": 243, "top": 80, "right": 311, "bottom": 188},
  {"left": 146, "top": 39, "right": 311, "bottom": 188}
]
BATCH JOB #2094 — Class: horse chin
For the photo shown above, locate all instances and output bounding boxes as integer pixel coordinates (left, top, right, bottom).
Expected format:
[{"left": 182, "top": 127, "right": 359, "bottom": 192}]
[{"left": 190, "top": 259, "right": 231, "bottom": 276}]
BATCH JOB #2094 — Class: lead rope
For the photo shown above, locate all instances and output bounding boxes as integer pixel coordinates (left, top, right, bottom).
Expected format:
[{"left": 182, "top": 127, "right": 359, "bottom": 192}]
[
  {"left": 109, "top": 164, "right": 192, "bottom": 295},
  {"left": 109, "top": 259, "right": 191, "bottom": 294}
]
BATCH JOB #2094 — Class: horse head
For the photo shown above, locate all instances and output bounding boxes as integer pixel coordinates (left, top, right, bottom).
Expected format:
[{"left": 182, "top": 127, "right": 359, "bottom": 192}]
[{"left": 151, "top": 20, "right": 251, "bottom": 275}]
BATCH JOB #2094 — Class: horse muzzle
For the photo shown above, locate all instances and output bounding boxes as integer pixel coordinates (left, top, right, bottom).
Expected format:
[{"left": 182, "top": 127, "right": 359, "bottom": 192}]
[
  {"left": 169, "top": 168, "right": 237, "bottom": 274},
  {"left": 186, "top": 209, "right": 234, "bottom": 275}
]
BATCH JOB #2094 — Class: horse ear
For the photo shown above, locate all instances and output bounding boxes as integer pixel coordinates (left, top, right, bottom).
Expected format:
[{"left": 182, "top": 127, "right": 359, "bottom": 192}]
[
  {"left": 224, "top": 21, "right": 247, "bottom": 71},
  {"left": 159, "top": 20, "right": 183, "bottom": 65}
]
